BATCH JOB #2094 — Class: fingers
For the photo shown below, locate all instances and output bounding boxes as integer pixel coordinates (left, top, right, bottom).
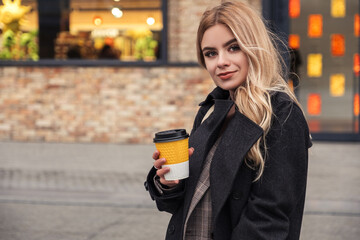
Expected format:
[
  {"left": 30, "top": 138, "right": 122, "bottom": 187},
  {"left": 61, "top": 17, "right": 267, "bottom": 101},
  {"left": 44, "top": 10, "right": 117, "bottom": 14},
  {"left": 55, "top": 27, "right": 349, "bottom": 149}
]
[
  {"left": 154, "top": 158, "right": 166, "bottom": 170},
  {"left": 157, "top": 166, "right": 179, "bottom": 187},
  {"left": 152, "top": 150, "right": 160, "bottom": 160},
  {"left": 160, "top": 177, "right": 179, "bottom": 187},
  {"left": 189, "top": 147, "right": 195, "bottom": 157}
]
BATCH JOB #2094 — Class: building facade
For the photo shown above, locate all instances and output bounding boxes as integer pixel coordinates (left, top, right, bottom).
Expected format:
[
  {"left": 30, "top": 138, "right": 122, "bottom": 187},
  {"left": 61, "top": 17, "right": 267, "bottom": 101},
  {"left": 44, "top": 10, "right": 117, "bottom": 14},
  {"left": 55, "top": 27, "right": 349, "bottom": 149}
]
[{"left": 0, "top": 0, "right": 359, "bottom": 143}]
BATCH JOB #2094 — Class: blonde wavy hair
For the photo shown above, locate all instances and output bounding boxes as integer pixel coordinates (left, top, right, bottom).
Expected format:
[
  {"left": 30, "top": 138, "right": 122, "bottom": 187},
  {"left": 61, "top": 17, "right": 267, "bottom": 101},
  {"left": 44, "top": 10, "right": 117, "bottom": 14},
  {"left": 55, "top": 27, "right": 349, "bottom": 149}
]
[{"left": 196, "top": 1, "right": 300, "bottom": 180}]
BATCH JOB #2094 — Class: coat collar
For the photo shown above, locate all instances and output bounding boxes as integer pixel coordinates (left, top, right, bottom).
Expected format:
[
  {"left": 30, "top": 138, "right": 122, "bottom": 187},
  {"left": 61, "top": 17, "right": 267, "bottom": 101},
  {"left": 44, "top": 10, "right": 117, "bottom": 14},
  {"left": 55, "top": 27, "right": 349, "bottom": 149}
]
[{"left": 198, "top": 87, "right": 230, "bottom": 106}]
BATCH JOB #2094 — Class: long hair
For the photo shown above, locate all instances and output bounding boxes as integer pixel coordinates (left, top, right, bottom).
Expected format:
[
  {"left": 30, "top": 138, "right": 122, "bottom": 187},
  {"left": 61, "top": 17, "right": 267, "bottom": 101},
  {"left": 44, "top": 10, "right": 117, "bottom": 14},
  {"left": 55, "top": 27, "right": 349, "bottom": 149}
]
[{"left": 196, "top": 1, "right": 300, "bottom": 180}]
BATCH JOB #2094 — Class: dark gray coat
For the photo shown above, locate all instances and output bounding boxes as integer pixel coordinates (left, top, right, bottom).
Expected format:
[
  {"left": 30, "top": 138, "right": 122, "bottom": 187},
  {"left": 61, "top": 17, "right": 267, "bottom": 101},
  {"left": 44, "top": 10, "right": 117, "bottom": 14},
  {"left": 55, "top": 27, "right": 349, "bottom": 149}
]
[{"left": 145, "top": 87, "right": 312, "bottom": 240}]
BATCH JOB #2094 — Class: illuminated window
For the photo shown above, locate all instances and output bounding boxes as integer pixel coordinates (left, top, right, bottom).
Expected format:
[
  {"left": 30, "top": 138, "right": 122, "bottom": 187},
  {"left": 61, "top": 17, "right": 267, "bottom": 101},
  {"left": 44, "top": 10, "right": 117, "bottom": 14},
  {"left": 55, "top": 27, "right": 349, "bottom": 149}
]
[
  {"left": 0, "top": 0, "right": 164, "bottom": 62},
  {"left": 354, "top": 54, "right": 360, "bottom": 76},
  {"left": 289, "top": 34, "right": 300, "bottom": 49},
  {"left": 289, "top": 0, "right": 301, "bottom": 18},
  {"left": 308, "top": 94, "right": 322, "bottom": 115},
  {"left": 355, "top": 94, "right": 360, "bottom": 116},
  {"left": 355, "top": 14, "right": 360, "bottom": 36},
  {"left": 0, "top": 0, "right": 38, "bottom": 60},
  {"left": 308, "top": 14, "right": 323, "bottom": 38},
  {"left": 331, "top": 34, "right": 345, "bottom": 56},
  {"left": 308, "top": 54, "right": 322, "bottom": 77},
  {"left": 330, "top": 74, "right": 345, "bottom": 97},
  {"left": 331, "top": 0, "right": 346, "bottom": 18}
]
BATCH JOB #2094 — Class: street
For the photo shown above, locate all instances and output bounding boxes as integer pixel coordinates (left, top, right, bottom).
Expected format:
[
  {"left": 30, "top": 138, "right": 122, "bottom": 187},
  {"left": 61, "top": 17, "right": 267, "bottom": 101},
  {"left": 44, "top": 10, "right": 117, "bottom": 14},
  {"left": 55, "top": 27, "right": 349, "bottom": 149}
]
[{"left": 0, "top": 141, "right": 359, "bottom": 240}]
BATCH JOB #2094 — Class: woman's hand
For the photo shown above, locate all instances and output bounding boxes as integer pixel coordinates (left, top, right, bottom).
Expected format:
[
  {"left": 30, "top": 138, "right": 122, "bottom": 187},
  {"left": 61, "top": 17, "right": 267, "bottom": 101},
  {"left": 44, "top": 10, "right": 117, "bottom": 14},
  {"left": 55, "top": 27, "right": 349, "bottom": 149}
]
[{"left": 153, "top": 147, "right": 194, "bottom": 187}]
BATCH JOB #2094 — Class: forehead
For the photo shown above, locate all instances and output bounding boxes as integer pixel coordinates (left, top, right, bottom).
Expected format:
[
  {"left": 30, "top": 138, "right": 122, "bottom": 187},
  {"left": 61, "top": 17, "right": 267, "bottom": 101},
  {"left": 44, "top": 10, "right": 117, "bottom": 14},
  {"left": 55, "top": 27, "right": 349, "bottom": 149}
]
[{"left": 201, "top": 24, "right": 235, "bottom": 47}]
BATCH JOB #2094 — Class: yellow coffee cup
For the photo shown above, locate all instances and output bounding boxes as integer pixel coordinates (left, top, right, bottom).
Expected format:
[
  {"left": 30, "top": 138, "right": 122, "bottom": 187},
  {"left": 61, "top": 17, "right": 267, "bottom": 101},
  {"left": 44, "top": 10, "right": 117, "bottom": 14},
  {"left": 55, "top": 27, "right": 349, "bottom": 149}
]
[{"left": 154, "top": 129, "right": 190, "bottom": 180}]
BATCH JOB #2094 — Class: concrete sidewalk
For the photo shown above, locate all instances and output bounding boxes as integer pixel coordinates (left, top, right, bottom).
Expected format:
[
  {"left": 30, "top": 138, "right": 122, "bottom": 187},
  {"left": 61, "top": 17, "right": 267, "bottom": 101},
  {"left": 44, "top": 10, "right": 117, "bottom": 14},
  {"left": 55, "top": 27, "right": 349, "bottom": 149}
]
[{"left": 0, "top": 141, "right": 359, "bottom": 239}]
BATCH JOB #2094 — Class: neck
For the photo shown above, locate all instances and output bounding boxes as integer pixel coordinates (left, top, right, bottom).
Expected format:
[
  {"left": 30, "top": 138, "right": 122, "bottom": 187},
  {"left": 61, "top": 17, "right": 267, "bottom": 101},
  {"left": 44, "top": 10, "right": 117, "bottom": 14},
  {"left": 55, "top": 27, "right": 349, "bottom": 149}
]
[{"left": 229, "top": 90, "right": 235, "bottom": 101}]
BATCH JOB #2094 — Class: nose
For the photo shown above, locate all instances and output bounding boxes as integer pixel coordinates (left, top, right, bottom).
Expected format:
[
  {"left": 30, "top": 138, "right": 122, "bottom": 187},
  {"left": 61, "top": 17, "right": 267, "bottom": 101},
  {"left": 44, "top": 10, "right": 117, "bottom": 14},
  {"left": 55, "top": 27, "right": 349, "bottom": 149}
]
[{"left": 217, "top": 52, "right": 230, "bottom": 68}]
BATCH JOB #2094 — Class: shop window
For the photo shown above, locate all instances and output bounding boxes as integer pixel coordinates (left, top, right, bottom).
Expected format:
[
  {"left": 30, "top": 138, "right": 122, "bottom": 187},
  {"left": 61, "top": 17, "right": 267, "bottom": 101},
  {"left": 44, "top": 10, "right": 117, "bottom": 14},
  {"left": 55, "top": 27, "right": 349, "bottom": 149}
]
[
  {"left": 330, "top": 74, "right": 345, "bottom": 97},
  {"left": 0, "top": 0, "right": 165, "bottom": 62},
  {"left": 331, "top": 0, "right": 346, "bottom": 18},
  {"left": 308, "top": 93, "right": 322, "bottom": 115},
  {"left": 289, "top": 34, "right": 300, "bottom": 49},
  {"left": 289, "top": 0, "right": 300, "bottom": 18},
  {"left": 331, "top": 34, "right": 345, "bottom": 56},
  {"left": 307, "top": 53, "right": 322, "bottom": 77},
  {"left": 308, "top": 14, "right": 323, "bottom": 38}
]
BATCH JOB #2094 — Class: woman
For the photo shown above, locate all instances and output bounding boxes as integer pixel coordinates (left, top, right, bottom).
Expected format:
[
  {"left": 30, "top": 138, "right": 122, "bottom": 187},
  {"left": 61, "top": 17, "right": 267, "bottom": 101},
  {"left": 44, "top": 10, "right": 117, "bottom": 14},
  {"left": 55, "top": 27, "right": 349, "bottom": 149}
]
[{"left": 145, "top": 1, "right": 312, "bottom": 239}]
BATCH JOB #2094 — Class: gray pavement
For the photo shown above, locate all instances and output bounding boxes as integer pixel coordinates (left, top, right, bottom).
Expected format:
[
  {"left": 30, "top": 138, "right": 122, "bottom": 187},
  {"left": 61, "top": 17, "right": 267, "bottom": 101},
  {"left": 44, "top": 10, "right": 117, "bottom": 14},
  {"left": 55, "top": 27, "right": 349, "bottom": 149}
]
[{"left": 0, "top": 141, "right": 359, "bottom": 240}]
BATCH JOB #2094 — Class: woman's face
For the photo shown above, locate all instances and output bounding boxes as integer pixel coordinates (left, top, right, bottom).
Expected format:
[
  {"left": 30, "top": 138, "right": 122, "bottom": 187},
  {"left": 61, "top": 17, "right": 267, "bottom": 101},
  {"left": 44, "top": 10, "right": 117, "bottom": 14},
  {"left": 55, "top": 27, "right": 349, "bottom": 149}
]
[{"left": 201, "top": 24, "right": 249, "bottom": 97}]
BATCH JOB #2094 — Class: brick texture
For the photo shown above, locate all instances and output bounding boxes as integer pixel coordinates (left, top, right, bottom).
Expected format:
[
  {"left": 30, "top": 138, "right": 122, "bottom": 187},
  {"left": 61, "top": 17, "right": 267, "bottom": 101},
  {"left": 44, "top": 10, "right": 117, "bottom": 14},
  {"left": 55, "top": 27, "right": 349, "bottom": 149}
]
[{"left": 0, "top": 67, "right": 214, "bottom": 143}]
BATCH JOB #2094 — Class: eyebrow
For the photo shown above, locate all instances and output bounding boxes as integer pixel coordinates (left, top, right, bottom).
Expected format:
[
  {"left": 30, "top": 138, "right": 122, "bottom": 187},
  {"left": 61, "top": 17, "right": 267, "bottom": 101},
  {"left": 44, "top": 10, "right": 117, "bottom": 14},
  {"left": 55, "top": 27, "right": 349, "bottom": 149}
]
[{"left": 202, "top": 38, "right": 238, "bottom": 52}]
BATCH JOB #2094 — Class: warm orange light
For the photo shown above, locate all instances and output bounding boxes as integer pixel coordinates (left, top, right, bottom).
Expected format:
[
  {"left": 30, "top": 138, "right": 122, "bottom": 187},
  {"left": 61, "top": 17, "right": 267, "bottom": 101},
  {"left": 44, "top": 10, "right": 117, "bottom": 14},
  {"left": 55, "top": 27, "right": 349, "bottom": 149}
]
[
  {"left": 308, "top": 14, "right": 323, "bottom": 38},
  {"left": 93, "top": 16, "right": 103, "bottom": 26},
  {"left": 289, "top": 0, "right": 300, "bottom": 18},
  {"left": 331, "top": 0, "right": 346, "bottom": 18},
  {"left": 354, "top": 54, "right": 360, "bottom": 76},
  {"left": 308, "top": 54, "right": 322, "bottom": 77},
  {"left": 308, "top": 119, "right": 321, "bottom": 132},
  {"left": 330, "top": 74, "right": 345, "bottom": 97},
  {"left": 308, "top": 94, "right": 321, "bottom": 115},
  {"left": 354, "top": 93, "right": 360, "bottom": 116},
  {"left": 355, "top": 14, "right": 360, "bottom": 36},
  {"left": 331, "top": 34, "right": 345, "bottom": 56},
  {"left": 288, "top": 79, "right": 294, "bottom": 92},
  {"left": 289, "top": 34, "right": 300, "bottom": 49}
]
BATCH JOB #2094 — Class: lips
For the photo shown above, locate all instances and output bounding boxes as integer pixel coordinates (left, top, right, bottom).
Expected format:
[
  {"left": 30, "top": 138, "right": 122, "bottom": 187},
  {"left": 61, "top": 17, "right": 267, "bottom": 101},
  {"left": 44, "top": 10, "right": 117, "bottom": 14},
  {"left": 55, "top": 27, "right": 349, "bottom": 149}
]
[{"left": 217, "top": 71, "right": 236, "bottom": 80}]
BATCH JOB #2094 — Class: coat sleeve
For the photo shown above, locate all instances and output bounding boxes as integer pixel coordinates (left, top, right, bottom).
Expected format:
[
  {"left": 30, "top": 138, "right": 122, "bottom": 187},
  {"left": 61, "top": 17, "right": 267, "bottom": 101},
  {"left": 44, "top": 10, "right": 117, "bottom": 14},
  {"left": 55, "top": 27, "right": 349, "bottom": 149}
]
[
  {"left": 145, "top": 167, "right": 186, "bottom": 214},
  {"left": 231, "top": 101, "right": 312, "bottom": 240}
]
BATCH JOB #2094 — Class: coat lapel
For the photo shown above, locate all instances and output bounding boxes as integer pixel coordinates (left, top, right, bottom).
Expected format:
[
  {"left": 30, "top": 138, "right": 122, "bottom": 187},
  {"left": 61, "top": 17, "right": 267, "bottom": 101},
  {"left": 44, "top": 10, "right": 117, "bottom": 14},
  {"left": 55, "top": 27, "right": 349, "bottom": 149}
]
[
  {"left": 184, "top": 99, "right": 234, "bottom": 219},
  {"left": 210, "top": 110, "right": 263, "bottom": 223}
]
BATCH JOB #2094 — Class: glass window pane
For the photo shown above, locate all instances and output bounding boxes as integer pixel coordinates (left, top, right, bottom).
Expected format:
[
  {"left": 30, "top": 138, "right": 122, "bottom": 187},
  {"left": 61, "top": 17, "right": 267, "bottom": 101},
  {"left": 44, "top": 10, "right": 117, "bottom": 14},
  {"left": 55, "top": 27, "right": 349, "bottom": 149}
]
[
  {"left": 307, "top": 54, "right": 322, "bottom": 77},
  {"left": 308, "top": 14, "right": 323, "bottom": 38},
  {"left": 0, "top": 0, "right": 39, "bottom": 60},
  {"left": 289, "top": 0, "right": 301, "bottom": 18},
  {"left": 354, "top": 93, "right": 360, "bottom": 116},
  {"left": 331, "top": 0, "right": 346, "bottom": 18},
  {"left": 331, "top": 34, "right": 345, "bottom": 56},
  {"left": 355, "top": 14, "right": 360, "bottom": 36},
  {"left": 330, "top": 74, "right": 345, "bottom": 97},
  {"left": 308, "top": 93, "right": 322, "bottom": 115},
  {"left": 289, "top": 34, "right": 300, "bottom": 49},
  {"left": 0, "top": 0, "right": 164, "bottom": 61}
]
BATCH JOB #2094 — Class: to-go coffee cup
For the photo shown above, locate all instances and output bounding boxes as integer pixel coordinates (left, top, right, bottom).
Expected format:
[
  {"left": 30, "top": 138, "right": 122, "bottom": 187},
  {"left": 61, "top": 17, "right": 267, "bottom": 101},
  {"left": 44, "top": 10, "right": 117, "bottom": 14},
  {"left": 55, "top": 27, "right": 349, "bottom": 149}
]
[{"left": 153, "top": 129, "right": 190, "bottom": 181}]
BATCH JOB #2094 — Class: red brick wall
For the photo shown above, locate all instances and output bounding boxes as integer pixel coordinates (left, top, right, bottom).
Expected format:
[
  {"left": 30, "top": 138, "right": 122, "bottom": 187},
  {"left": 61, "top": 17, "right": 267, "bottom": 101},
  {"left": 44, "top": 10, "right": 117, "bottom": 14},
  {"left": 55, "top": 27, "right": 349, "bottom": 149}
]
[{"left": 0, "top": 67, "right": 214, "bottom": 143}]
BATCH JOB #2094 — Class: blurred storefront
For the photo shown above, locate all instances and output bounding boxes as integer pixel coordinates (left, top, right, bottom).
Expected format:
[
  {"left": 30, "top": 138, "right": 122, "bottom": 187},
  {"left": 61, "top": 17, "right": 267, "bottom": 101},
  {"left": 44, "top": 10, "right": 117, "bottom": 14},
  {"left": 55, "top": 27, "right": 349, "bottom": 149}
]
[
  {"left": 0, "top": 0, "right": 359, "bottom": 143},
  {"left": 288, "top": 0, "right": 360, "bottom": 141}
]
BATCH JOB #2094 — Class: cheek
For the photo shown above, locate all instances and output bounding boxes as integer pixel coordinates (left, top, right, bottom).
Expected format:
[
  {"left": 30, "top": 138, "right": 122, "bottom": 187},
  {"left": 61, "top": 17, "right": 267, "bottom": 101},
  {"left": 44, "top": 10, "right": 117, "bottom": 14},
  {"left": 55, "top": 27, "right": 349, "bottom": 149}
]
[{"left": 205, "top": 60, "right": 216, "bottom": 73}]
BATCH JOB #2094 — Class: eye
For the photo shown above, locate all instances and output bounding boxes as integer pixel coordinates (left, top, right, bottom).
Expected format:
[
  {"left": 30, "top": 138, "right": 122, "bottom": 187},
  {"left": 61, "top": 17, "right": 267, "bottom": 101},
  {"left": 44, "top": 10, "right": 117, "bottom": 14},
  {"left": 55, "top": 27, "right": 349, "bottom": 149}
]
[
  {"left": 229, "top": 44, "right": 241, "bottom": 52},
  {"left": 204, "top": 51, "right": 217, "bottom": 58}
]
